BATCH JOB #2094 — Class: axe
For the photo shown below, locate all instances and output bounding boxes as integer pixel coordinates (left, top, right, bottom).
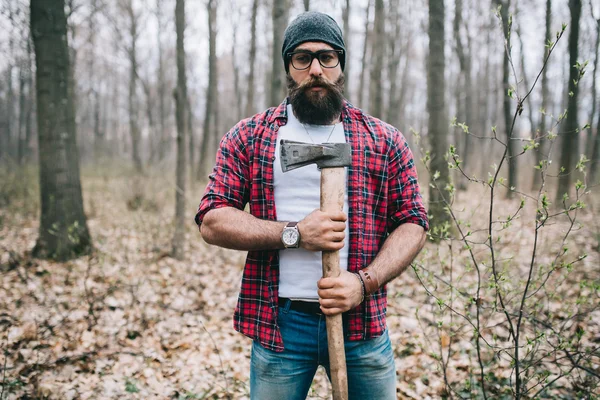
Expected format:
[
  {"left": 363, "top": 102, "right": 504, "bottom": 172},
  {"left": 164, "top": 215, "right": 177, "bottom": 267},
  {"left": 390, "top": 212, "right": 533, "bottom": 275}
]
[{"left": 280, "top": 139, "right": 352, "bottom": 400}]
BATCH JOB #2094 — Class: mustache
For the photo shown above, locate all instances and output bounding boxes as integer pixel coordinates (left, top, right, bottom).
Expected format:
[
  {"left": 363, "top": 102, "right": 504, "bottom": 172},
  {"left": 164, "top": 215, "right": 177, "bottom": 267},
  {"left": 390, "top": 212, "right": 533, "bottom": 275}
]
[{"left": 297, "top": 77, "right": 336, "bottom": 91}]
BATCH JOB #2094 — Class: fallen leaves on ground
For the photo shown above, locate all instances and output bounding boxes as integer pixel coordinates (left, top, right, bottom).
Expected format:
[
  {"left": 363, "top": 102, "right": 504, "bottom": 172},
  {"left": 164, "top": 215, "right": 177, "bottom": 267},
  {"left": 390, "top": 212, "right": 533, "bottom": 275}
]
[{"left": 1, "top": 171, "right": 599, "bottom": 399}]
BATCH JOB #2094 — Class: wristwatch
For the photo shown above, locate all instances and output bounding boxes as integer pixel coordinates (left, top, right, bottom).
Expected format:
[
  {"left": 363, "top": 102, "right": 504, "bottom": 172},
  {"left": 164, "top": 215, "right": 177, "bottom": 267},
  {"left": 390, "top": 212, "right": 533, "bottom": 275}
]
[{"left": 281, "top": 222, "right": 301, "bottom": 248}]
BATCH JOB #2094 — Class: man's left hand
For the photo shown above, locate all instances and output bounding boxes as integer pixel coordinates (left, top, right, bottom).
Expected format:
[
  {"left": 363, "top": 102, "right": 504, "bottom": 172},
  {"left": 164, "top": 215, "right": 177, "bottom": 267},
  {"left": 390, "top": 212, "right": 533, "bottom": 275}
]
[{"left": 317, "top": 270, "right": 363, "bottom": 316}]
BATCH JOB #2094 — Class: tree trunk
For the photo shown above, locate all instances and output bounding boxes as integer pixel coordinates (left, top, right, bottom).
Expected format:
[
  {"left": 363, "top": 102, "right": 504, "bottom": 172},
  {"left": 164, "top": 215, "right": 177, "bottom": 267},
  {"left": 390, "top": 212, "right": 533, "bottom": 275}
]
[
  {"left": 89, "top": 0, "right": 102, "bottom": 163},
  {"left": 385, "top": 0, "right": 400, "bottom": 124},
  {"left": 156, "top": 0, "right": 169, "bottom": 162},
  {"left": 427, "top": 0, "right": 451, "bottom": 236},
  {"left": 303, "top": 0, "right": 309, "bottom": 12},
  {"left": 31, "top": 0, "right": 92, "bottom": 260},
  {"left": 125, "top": 0, "right": 142, "bottom": 173},
  {"left": 187, "top": 96, "right": 195, "bottom": 175},
  {"left": 479, "top": 16, "right": 494, "bottom": 179},
  {"left": 245, "top": 0, "right": 259, "bottom": 117},
  {"left": 25, "top": 37, "right": 35, "bottom": 163},
  {"left": 141, "top": 80, "right": 156, "bottom": 163},
  {"left": 556, "top": 0, "right": 582, "bottom": 202},
  {"left": 199, "top": 0, "right": 218, "bottom": 179},
  {"left": 396, "top": 33, "right": 412, "bottom": 132},
  {"left": 17, "top": 54, "right": 29, "bottom": 165},
  {"left": 453, "top": 0, "right": 474, "bottom": 190},
  {"left": 4, "top": 1, "right": 15, "bottom": 162},
  {"left": 358, "top": 0, "right": 371, "bottom": 108},
  {"left": 270, "top": 0, "right": 288, "bottom": 107},
  {"left": 591, "top": 97, "right": 600, "bottom": 185},
  {"left": 586, "top": 13, "right": 599, "bottom": 184},
  {"left": 515, "top": 18, "right": 535, "bottom": 143},
  {"left": 369, "top": 0, "right": 384, "bottom": 118},
  {"left": 532, "top": 0, "right": 552, "bottom": 189},
  {"left": 172, "top": 0, "right": 188, "bottom": 260},
  {"left": 342, "top": 0, "right": 351, "bottom": 100},
  {"left": 495, "top": 0, "right": 517, "bottom": 198},
  {"left": 232, "top": 19, "right": 242, "bottom": 119}
]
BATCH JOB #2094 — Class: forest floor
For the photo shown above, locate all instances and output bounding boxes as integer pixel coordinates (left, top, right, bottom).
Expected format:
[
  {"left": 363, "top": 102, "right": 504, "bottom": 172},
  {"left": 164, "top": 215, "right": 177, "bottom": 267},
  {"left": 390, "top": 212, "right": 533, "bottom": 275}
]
[{"left": 1, "top": 166, "right": 599, "bottom": 399}]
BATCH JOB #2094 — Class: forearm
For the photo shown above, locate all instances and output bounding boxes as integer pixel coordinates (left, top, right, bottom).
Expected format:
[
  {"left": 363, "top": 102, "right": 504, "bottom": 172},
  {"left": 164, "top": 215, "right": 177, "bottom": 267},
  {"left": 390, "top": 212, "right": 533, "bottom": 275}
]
[
  {"left": 362, "top": 223, "right": 426, "bottom": 292},
  {"left": 200, "top": 207, "right": 287, "bottom": 251}
]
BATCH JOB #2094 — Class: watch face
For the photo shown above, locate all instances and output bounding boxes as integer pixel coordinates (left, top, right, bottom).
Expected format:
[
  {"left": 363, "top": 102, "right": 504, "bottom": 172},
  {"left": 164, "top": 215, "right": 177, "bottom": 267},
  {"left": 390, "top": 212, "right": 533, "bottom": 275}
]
[{"left": 282, "top": 228, "right": 299, "bottom": 246}]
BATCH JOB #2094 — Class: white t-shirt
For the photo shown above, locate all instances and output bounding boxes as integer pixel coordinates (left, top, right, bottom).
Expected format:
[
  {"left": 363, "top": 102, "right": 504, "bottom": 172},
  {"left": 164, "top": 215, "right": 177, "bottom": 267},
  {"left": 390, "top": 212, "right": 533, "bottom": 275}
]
[{"left": 274, "top": 104, "right": 349, "bottom": 300}]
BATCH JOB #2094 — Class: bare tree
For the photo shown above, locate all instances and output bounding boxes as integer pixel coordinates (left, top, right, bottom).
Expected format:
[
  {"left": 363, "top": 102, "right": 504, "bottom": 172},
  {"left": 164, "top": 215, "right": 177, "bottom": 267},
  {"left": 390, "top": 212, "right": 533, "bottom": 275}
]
[
  {"left": 30, "top": 0, "right": 92, "bottom": 260},
  {"left": 494, "top": 0, "right": 518, "bottom": 198},
  {"left": 156, "top": 0, "right": 169, "bottom": 162},
  {"left": 587, "top": 2, "right": 600, "bottom": 184},
  {"left": 199, "top": 0, "right": 219, "bottom": 179},
  {"left": 342, "top": 0, "right": 351, "bottom": 100},
  {"left": 127, "top": 1, "right": 142, "bottom": 173},
  {"left": 140, "top": 77, "right": 156, "bottom": 163},
  {"left": 532, "top": 0, "right": 552, "bottom": 189},
  {"left": 386, "top": 0, "right": 401, "bottom": 125},
  {"left": 117, "top": 0, "right": 143, "bottom": 173},
  {"left": 3, "top": 0, "right": 15, "bottom": 162},
  {"left": 427, "top": 0, "right": 451, "bottom": 236},
  {"left": 303, "top": 0, "right": 309, "bottom": 12},
  {"left": 270, "top": 0, "right": 288, "bottom": 107},
  {"left": 358, "top": 0, "right": 372, "bottom": 108},
  {"left": 17, "top": 35, "right": 34, "bottom": 164},
  {"left": 556, "top": 0, "right": 582, "bottom": 202},
  {"left": 515, "top": 15, "right": 536, "bottom": 141},
  {"left": 230, "top": 3, "right": 242, "bottom": 119},
  {"left": 453, "top": 0, "right": 475, "bottom": 189},
  {"left": 245, "top": 0, "right": 259, "bottom": 117},
  {"left": 369, "top": 0, "right": 384, "bottom": 118},
  {"left": 172, "top": 0, "right": 188, "bottom": 260}
]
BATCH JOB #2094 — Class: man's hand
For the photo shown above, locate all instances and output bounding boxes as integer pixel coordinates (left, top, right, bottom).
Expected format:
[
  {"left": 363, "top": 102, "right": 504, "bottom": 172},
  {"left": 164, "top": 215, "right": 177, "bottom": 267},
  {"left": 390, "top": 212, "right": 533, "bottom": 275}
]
[
  {"left": 317, "top": 270, "right": 363, "bottom": 315},
  {"left": 298, "top": 209, "right": 346, "bottom": 251}
]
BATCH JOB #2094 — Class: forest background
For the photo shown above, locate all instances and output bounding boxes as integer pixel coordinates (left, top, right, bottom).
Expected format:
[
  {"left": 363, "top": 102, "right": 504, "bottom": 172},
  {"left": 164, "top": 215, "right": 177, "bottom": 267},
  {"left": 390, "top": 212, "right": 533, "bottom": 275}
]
[{"left": 0, "top": 0, "right": 599, "bottom": 398}]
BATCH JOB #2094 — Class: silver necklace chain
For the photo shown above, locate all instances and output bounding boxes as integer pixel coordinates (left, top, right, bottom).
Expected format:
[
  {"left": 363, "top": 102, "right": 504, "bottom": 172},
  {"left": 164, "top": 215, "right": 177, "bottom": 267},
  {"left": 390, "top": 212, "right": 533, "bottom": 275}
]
[{"left": 302, "top": 122, "right": 338, "bottom": 144}]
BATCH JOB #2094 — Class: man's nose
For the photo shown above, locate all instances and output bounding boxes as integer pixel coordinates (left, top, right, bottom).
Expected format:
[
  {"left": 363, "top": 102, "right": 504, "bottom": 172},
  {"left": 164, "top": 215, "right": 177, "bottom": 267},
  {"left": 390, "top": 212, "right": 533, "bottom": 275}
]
[{"left": 308, "top": 57, "right": 323, "bottom": 76}]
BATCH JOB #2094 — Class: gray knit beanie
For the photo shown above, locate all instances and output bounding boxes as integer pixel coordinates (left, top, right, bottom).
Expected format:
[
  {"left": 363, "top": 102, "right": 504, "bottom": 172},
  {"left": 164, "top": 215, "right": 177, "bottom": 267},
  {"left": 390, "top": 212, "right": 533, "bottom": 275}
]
[{"left": 282, "top": 11, "right": 346, "bottom": 73}]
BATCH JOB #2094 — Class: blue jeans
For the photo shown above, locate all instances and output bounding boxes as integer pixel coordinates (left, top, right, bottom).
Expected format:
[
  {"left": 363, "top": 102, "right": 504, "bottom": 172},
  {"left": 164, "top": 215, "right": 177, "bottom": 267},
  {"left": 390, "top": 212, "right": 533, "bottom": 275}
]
[{"left": 250, "top": 300, "right": 396, "bottom": 400}]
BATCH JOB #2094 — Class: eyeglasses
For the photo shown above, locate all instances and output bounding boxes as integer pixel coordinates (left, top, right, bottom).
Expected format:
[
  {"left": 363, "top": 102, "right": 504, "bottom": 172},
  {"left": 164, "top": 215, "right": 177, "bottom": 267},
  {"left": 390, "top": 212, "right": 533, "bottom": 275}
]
[{"left": 287, "top": 50, "right": 343, "bottom": 70}]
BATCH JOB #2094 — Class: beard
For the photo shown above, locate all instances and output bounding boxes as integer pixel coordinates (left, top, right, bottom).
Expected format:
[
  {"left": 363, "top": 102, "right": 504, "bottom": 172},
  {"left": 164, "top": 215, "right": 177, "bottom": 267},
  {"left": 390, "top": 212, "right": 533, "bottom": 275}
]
[{"left": 287, "top": 73, "right": 345, "bottom": 125}]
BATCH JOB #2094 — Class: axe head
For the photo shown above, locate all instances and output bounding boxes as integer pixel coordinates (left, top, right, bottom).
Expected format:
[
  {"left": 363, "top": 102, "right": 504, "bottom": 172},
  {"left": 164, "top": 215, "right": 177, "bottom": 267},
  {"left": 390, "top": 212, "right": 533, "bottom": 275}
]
[{"left": 280, "top": 140, "right": 352, "bottom": 172}]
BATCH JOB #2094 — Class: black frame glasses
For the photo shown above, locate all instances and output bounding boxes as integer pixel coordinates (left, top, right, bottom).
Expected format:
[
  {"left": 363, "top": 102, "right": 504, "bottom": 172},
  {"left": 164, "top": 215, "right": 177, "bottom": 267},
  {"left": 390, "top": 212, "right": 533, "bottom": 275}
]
[{"left": 286, "top": 49, "right": 344, "bottom": 70}]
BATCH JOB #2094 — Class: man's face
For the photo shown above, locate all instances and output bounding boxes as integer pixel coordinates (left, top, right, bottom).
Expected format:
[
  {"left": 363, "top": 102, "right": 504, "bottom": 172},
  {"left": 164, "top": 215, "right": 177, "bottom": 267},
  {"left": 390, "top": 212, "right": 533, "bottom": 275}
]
[
  {"left": 288, "top": 42, "right": 342, "bottom": 89},
  {"left": 287, "top": 41, "right": 345, "bottom": 125}
]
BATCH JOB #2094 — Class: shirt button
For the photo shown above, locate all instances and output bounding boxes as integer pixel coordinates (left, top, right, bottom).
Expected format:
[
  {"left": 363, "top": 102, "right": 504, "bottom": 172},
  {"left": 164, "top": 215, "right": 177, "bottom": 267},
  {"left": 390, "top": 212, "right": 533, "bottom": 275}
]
[{"left": 273, "top": 125, "right": 279, "bottom": 131}]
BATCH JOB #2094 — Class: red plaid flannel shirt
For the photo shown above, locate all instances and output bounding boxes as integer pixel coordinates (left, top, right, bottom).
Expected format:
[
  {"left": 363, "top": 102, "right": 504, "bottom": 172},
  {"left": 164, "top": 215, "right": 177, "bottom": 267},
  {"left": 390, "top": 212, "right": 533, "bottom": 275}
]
[{"left": 195, "top": 99, "right": 429, "bottom": 352}]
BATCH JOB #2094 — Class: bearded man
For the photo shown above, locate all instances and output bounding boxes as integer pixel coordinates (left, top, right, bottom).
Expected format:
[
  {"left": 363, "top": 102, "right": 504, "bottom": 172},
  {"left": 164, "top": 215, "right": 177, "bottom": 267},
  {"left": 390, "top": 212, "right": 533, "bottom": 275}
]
[{"left": 195, "top": 11, "right": 429, "bottom": 400}]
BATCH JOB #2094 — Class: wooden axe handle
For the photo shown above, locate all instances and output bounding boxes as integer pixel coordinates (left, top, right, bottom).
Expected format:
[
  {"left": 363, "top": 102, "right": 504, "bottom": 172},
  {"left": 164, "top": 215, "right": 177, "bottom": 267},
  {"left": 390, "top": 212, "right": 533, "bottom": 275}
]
[{"left": 320, "top": 167, "right": 348, "bottom": 400}]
